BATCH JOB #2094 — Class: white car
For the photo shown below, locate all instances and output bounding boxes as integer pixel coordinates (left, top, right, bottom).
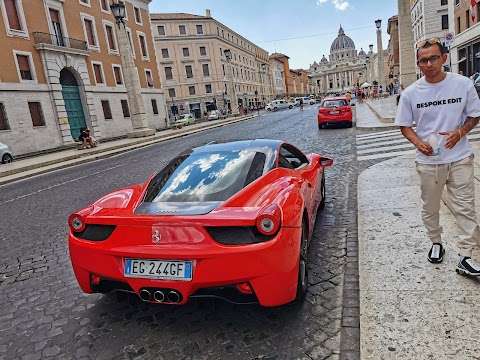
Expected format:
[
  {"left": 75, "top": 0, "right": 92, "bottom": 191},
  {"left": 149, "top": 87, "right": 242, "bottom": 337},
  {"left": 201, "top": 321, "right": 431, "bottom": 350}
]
[
  {"left": 208, "top": 110, "right": 222, "bottom": 120},
  {"left": 294, "top": 97, "right": 316, "bottom": 106},
  {"left": 0, "top": 141, "right": 13, "bottom": 164},
  {"left": 266, "top": 100, "right": 293, "bottom": 111},
  {"left": 174, "top": 113, "right": 195, "bottom": 126}
]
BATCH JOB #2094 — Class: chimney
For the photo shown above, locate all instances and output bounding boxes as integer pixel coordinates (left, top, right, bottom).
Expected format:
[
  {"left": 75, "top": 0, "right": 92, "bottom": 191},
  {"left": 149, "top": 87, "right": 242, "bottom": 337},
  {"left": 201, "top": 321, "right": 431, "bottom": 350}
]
[{"left": 206, "top": 9, "right": 211, "bottom": 17}]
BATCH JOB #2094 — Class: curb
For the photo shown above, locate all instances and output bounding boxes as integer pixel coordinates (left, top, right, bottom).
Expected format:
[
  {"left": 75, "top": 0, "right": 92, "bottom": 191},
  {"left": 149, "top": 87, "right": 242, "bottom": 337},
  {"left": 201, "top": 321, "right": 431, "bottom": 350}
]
[
  {"left": 364, "top": 100, "right": 395, "bottom": 123},
  {"left": 0, "top": 114, "right": 257, "bottom": 186}
]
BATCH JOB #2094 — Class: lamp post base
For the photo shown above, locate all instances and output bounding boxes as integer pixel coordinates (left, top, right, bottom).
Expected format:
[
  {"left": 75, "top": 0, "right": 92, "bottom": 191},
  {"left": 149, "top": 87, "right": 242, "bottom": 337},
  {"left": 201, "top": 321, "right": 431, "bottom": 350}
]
[{"left": 127, "top": 128, "right": 155, "bottom": 138}]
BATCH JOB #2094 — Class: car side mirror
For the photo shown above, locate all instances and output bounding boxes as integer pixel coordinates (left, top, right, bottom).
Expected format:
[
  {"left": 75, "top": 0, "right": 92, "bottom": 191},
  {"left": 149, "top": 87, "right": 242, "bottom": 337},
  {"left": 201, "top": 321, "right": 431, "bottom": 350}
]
[{"left": 319, "top": 157, "right": 333, "bottom": 167}]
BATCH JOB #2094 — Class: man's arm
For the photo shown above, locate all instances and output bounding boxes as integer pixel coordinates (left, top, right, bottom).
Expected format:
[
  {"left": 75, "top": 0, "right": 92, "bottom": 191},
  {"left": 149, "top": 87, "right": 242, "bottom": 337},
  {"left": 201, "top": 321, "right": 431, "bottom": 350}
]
[
  {"left": 439, "top": 116, "right": 480, "bottom": 149},
  {"left": 400, "top": 126, "right": 433, "bottom": 156}
]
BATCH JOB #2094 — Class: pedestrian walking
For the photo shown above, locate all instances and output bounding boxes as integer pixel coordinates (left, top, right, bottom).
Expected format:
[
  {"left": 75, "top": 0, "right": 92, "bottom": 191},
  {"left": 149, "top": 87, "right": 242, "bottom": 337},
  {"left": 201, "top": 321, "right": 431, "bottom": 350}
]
[{"left": 395, "top": 37, "right": 480, "bottom": 276}]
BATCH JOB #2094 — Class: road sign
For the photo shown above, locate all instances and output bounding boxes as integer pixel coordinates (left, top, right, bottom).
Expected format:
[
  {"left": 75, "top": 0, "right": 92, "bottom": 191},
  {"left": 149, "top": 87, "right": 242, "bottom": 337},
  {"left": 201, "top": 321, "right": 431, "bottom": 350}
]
[
  {"left": 445, "top": 33, "right": 454, "bottom": 41},
  {"left": 445, "top": 39, "right": 454, "bottom": 47}
]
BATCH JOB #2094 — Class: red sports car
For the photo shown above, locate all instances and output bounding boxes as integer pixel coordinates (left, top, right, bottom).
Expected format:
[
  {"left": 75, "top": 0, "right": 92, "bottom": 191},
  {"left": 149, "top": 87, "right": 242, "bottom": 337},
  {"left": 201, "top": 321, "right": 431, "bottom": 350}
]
[
  {"left": 68, "top": 140, "right": 333, "bottom": 307},
  {"left": 317, "top": 96, "right": 353, "bottom": 129}
]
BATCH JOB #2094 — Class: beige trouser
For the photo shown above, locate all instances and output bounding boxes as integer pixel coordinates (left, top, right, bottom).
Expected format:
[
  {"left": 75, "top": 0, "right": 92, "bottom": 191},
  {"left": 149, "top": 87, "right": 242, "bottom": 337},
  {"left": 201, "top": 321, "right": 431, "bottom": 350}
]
[{"left": 416, "top": 155, "right": 480, "bottom": 257}]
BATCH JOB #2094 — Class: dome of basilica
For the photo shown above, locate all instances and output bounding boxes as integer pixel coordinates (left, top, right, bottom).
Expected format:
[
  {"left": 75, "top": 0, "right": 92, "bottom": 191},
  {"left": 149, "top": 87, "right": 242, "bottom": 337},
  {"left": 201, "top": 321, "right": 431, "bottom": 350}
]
[
  {"left": 330, "top": 26, "right": 355, "bottom": 53},
  {"left": 320, "top": 55, "right": 328, "bottom": 63},
  {"left": 358, "top": 48, "right": 366, "bottom": 57}
]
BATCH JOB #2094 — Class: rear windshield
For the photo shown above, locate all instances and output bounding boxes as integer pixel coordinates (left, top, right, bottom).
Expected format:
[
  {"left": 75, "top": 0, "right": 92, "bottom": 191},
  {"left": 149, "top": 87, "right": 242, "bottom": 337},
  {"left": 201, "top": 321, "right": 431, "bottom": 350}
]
[
  {"left": 322, "top": 99, "right": 347, "bottom": 108},
  {"left": 144, "top": 151, "right": 266, "bottom": 202}
]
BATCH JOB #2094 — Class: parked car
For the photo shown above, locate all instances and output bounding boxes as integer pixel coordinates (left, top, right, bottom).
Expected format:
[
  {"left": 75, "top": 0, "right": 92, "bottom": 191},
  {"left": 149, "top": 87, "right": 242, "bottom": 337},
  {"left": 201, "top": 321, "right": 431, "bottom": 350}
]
[
  {"left": 266, "top": 100, "right": 293, "bottom": 111},
  {"left": 175, "top": 113, "right": 195, "bottom": 126},
  {"left": 208, "top": 110, "right": 222, "bottom": 120},
  {"left": 0, "top": 141, "right": 13, "bottom": 164},
  {"left": 294, "top": 97, "right": 316, "bottom": 106},
  {"left": 317, "top": 96, "right": 353, "bottom": 129},
  {"left": 68, "top": 140, "right": 333, "bottom": 307}
]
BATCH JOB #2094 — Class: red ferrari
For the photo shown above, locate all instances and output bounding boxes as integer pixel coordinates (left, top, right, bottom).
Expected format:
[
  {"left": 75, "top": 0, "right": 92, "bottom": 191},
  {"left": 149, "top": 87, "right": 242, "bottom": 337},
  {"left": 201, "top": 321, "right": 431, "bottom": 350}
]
[
  {"left": 68, "top": 140, "right": 333, "bottom": 307},
  {"left": 317, "top": 96, "right": 353, "bottom": 129}
]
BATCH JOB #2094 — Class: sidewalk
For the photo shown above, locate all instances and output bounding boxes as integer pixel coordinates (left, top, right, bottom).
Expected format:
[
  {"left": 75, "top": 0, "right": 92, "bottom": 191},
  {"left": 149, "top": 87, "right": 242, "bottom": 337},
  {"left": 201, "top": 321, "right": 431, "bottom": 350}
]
[
  {"left": 355, "top": 99, "right": 397, "bottom": 129},
  {"left": 358, "top": 145, "right": 480, "bottom": 359},
  {"left": 0, "top": 113, "right": 257, "bottom": 185},
  {"left": 363, "top": 96, "right": 397, "bottom": 123}
]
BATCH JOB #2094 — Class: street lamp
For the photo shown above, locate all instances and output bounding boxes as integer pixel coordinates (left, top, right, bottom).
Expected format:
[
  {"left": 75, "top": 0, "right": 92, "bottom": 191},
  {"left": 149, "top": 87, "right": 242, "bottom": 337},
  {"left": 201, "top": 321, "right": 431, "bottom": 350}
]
[
  {"left": 375, "top": 19, "right": 385, "bottom": 92},
  {"left": 223, "top": 49, "right": 239, "bottom": 116},
  {"left": 110, "top": 2, "right": 155, "bottom": 137}
]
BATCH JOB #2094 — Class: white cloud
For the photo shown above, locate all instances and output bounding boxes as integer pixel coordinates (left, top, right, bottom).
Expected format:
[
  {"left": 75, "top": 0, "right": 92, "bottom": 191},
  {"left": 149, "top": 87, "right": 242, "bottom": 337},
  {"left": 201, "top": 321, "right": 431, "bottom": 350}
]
[{"left": 316, "top": 0, "right": 350, "bottom": 11}]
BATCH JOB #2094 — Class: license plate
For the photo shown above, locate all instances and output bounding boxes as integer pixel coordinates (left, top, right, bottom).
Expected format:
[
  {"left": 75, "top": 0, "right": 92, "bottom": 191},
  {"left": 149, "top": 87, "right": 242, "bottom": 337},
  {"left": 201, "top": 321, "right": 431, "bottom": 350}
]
[
  {"left": 124, "top": 259, "right": 193, "bottom": 281},
  {"left": 330, "top": 110, "right": 340, "bottom": 114}
]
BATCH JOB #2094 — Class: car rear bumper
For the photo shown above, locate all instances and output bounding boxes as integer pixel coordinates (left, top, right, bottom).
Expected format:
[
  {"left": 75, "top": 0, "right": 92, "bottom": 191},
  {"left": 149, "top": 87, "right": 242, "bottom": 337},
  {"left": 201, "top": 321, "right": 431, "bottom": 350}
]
[{"left": 69, "top": 227, "right": 301, "bottom": 307}]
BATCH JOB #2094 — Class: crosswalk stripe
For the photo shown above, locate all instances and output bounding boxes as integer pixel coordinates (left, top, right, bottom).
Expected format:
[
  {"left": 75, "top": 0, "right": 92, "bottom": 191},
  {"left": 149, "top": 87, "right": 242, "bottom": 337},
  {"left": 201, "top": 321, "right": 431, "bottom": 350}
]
[
  {"left": 357, "top": 149, "right": 416, "bottom": 161},
  {"left": 357, "top": 143, "right": 413, "bottom": 155},
  {"left": 356, "top": 129, "right": 402, "bottom": 139},
  {"left": 357, "top": 137, "right": 409, "bottom": 148}
]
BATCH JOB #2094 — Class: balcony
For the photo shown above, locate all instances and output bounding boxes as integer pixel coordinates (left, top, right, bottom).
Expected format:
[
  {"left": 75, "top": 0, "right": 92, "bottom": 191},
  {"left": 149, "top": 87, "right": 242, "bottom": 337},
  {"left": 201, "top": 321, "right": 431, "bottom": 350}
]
[{"left": 33, "top": 32, "right": 90, "bottom": 57}]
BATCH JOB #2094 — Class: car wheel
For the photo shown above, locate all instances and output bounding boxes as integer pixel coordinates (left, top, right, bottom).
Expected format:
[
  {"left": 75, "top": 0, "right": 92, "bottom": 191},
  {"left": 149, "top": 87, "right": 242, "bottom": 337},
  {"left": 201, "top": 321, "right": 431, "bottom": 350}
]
[
  {"left": 289, "top": 105, "right": 293, "bottom": 109},
  {"left": 318, "top": 124, "right": 323, "bottom": 130},
  {"left": 347, "top": 122, "right": 353, "bottom": 128},
  {"left": 267, "top": 108, "right": 271, "bottom": 111},
  {"left": 295, "top": 220, "right": 309, "bottom": 302},
  {"left": 2, "top": 154, "right": 12, "bottom": 164},
  {"left": 319, "top": 174, "right": 326, "bottom": 211},
  {"left": 273, "top": 107, "right": 278, "bottom": 112}
]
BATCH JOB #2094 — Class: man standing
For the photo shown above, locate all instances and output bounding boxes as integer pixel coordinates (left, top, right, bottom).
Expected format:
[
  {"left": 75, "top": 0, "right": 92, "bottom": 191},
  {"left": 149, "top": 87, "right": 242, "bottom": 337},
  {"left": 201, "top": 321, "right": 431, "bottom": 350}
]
[{"left": 395, "top": 38, "right": 480, "bottom": 276}]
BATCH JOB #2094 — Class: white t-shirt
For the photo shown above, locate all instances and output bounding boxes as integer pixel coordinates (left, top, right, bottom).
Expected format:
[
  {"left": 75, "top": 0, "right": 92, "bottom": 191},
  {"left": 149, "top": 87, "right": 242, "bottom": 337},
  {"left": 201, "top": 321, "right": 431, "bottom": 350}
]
[{"left": 395, "top": 73, "right": 480, "bottom": 164}]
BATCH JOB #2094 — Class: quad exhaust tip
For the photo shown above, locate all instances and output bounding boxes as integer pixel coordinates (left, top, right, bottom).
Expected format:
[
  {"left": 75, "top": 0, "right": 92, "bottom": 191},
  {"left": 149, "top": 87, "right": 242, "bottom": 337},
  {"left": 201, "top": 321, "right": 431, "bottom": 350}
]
[
  {"left": 139, "top": 289, "right": 151, "bottom": 301},
  {"left": 167, "top": 291, "right": 180, "bottom": 303},
  {"left": 139, "top": 288, "right": 181, "bottom": 303},
  {"left": 153, "top": 290, "right": 165, "bottom": 302}
]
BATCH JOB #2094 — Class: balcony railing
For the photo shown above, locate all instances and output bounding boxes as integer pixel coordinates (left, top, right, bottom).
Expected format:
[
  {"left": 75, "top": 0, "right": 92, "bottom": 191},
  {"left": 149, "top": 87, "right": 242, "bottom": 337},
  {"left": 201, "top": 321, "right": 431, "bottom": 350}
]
[{"left": 33, "top": 32, "right": 88, "bottom": 52}]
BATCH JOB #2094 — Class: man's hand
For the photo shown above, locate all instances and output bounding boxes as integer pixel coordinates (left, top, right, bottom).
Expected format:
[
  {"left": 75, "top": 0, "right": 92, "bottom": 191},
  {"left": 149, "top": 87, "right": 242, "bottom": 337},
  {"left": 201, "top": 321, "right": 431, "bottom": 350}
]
[
  {"left": 414, "top": 139, "right": 434, "bottom": 156},
  {"left": 439, "top": 129, "right": 463, "bottom": 149}
]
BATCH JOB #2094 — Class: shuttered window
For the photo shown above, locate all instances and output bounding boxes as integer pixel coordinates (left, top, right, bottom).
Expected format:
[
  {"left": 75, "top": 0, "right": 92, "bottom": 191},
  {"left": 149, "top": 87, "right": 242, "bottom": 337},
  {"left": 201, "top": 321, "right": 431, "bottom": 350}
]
[
  {"left": 157, "top": 26, "right": 165, "bottom": 35},
  {"left": 113, "top": 66, "right": 122, "bottom": 85},
  {"left": 49, "top": 8, "right": 59, "bottom": 23},
  {"left": 121, "top": 100, "right": 130, "bottom": 118},
  {"left": 84, "top": 19, "right": 95, "bottom": 46},
  {"left": 93, "top": 64, "right": 103, "bottom": 84},
  {"left": 106, "top": 25, "right": 116, "bottom": 50},
  {"left": 16, "top": 54, "right": 32, "bottom": 80},
  {"left": 151, "top": 99, "right": 158, "bottom": 115},
  {"left": 28, "top": 102, "right": 45, "bottom": 127},
  {"left": 101, "top": 100, "right": 112, "bottom": 119},
  {"left": 100, "top": 0, "right": 108, "bottom": 11},
  {"left": 168, "top": 88, "right": 175, "bottom": 97},
  {"left": 134, "top": 7, "right": 141, "bottom": 24},
  {"left": 185, "top": 65, "right": 193, "bottom": 78},
  {"left": 146, "top": 71, "right": 154, "bottom": 87},
  {"left": 0, "top": 103, "right": 10, "bottom": 130},
  {"left": 161, "top": 48, "right": 169, "bottom": 58},
  {"left": 139, "top": 35, "right": 147, "bottom": 57},
  {"left": 165, "top": 67, "right": 173, "bottom": 80},
  {"left": 202, "top": 64, "right": 210, "bottom": 77},
  {"left": 5, "top": 0, "right": 21, "bottom": 31},
  {"left": 182, "top": 47, "right": 189, "bottom": 57},
  {"left": 200, "top": 46, "right": 206, "bottom": 56},
  {"left": 189, "top": 86, "right": 195, "bottom": 95},
  {"left": 179, "top": 25, "right": 186, "bottom": 35}
]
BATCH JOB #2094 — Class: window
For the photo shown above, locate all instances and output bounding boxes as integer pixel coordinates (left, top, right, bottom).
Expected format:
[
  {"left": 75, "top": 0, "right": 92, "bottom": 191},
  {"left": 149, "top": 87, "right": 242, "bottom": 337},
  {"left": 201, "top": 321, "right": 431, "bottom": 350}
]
[
  {"left": 137, "top": 32, "right": 148, "bottom": 59},
  {"left": 16, "top": 54, "right": 33, "bottom": 80},
  {"left": 179, "top": 25, "right": 186, "bottom": 35},
  {"left": 157, "top": 25, "right": 165, "bottom": 36},
  {"left": 49, "top": 8, "right": 65, "bottom": 46},
  {"left": 205, "top": 84, "right": 212, "bottom": 94},
  {"left": 202, "top": 63, "right": 210, "bottom": 77},
  {"left": 126, "top": 27, "right": 135, "bottom": 58},
  {"left": 2, "top": 0, "right": 29, "bottom": 37},
  {"left": 151, "top": 99, "right": 158, "bottom": 115},
  {"left": 81, "top": 14, "right": 99, "bottom": 50},
  {"left": 99, "top": 0, "right": 109, "bottom": 12},
  {"left": 134, "top": 7, "right": 142, "bottom": 25},
  {"left": 92, "top": 62, "right": 104, "bottom": 84},
  {"left": 145, "top": 70, "right": 154, "bottom": 87},
  {"left": 442, "top": 14, "right": 448, "bottom": 30},
  {"left": 457, "top": 16, "right": 461, "bottom": 34},
  {"left": 101, "top": 100, "right": 112, "bottom": 119},
  {"left": 185, "top": 65, "right": 193, "bottom": 78},
  {"left": 189, "top": 86, "right": 195, "bottom": 95},
  {"left": 118, "top": 0, "right": 128, "bottom": 20},
  {"left": 113, "top": 65, "right": 123, "bottom": 85},
  {"left": 104, "top": 22, "right": 117, "bottom": 53},
  {"left": 467, "top": 10, "right": 470, "bottom": 28},
  {"left": 222, "top": 64, "right": 225, "bottom": 76},
  {"left": 199, "top": 46, "right": 207, "bottom": 56},
  {"left": 0, "top": 103, "right": 10, "bottom": 130},
  {"left": 161, "top": 48, "right": 169, "bottom": 58},
  {"left": 84, "top": 19, "right": 95, "bottom": 46},
  {"left": 79, "top": 0, "right": 90, "bottom": 5},
  {"left": 182, "top": 47, "right": 189, "bottom": 57},
  {"left": 121, "top": 99, "right": 130, "bottom": 117},
  {"left": 196, "top": 25, "right": 203, "bottom": 35},
  {"left": 164, "top": 67, "right": 173, "bottom": 80},
  {"left": 28, "top": 102, "right": 45, "bottom": 127},
  {"left": 441, "top": 0, "right": 447, "bottom": 5},
  {"left": 455, "top": 0, "right": 460, "bottom": 5},
  {"left": 168, "top": 88, "right": 175, "bottom": 97}
]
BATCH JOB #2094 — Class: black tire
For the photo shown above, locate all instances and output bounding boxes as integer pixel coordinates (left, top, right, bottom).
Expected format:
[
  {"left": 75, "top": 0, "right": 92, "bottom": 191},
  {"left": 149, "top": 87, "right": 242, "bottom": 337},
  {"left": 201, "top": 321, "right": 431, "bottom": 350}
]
[
  {"left": 346, "top": 122, "right": 353, "bottom": 128},
  {"left": 319, "top": 174, "right": 326, "bottom": 211},
  {"left": 273, "top": 107, "right": 278, "bottom": 112},
  {"left": 289, "top": 105, "right": 293, "bottom": 109},
  {"left": 318, "top": 124, "right": 323, "bottom": 130},
  {"left": 295, "top": 220, "right": 309, "bottom": 302},
  {"left": 2, "top": 154, "right": 12, "bottom": 164}
]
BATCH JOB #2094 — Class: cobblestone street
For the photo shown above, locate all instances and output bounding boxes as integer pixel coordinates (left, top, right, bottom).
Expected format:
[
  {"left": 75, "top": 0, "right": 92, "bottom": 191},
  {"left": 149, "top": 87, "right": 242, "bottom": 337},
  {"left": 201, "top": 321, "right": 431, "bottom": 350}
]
[{"left": 0, "top": 107, "right": 376, "bottom": 359}]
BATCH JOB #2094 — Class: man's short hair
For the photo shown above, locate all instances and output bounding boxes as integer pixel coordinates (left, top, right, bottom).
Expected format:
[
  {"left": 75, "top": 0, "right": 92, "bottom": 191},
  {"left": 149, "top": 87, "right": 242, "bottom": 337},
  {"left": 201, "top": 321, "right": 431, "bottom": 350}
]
[{"left": 416, "top": 41, "right": 446, "bottom": 56}]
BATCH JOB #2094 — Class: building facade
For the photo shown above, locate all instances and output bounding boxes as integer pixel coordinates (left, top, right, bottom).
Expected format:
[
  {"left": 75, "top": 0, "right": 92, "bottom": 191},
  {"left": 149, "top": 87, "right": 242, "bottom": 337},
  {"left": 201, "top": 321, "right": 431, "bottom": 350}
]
[
  {"left": 0, "top": 0, "right": 167, "bottom": 156},
  {"left": 150, "top": 10, "right": 273, "bottom": 118},
  {"left": 411, "top": 0, "right": 450, "bottom": 77},
  {"left": 270, "top": 56, "right": 286, "bottom": 98},
  {"left": 449, "top": 0, "right": 480, "bottom": 76},
  {"left": 387, "top": 15, "right": 400, "bottom": 87},
  {"left": 307, "top": 26, "right": 369, "bottom": 94},
  {"left": 270, "top": 53, "right": 293, "bottom": 97}
]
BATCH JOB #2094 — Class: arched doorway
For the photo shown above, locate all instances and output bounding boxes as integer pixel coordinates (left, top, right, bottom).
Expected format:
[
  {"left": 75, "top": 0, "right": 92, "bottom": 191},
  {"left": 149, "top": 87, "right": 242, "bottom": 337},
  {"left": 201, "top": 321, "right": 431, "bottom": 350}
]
[{"left": 60, "top": 68, "right": 86, "bottom": 140}]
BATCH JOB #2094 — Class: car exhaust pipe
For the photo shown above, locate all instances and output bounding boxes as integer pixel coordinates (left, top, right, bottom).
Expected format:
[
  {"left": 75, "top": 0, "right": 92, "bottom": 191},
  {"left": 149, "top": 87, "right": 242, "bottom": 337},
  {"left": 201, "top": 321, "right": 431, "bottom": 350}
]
[
  {"left": 153, "top": 290, "right": 165, "bottom": 303},
  {"left": 139, "top": 289, "right": 151, "bottom": 301},
  {"left": 167, "top": 290, "right": 180, "bottom": 303}
]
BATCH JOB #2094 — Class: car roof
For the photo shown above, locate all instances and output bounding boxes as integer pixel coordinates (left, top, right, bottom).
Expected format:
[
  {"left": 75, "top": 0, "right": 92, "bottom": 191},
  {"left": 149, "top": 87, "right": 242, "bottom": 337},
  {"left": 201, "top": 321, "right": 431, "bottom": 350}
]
[
  {"left": 323, "top": 97, "right": 347, "bottom": 101},
  {"left": 190, "top": 139, "right": 283, "bottom": 154}
]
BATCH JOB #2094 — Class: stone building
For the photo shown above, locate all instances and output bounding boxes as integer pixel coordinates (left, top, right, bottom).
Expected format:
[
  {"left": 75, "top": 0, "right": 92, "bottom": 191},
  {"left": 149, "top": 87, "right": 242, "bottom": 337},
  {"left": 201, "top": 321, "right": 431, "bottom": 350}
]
[
  {"left": 150, "top": 10, "right": 273, "bottom": 118},
  {"left": 270, "top": 56, "right": 286, "bottom": 98},
  {"left": 387, "top": 15, "right": 400, "bottom": 86},
  {"left": 0, "top": 0, "right": 167, "bottom": 156},
  {"left": 307, "top": 26, "right": 369, "bottom": 94}
]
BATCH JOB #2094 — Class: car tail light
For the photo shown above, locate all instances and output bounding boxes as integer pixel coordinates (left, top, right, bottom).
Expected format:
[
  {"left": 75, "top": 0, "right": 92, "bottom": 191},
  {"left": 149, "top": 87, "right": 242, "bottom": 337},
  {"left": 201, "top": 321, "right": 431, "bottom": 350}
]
[
  {"left": 236, "top": 283, "right": 253, "bottom": 294},
  {"left": 91, "top": 274, "right": 101, "bottom": 285},
  {"left": 255, "top": 204, "right": 281, "bottom": 236},
  {"left": 68, "top": 206, "right": 94, "bottom": 233}
]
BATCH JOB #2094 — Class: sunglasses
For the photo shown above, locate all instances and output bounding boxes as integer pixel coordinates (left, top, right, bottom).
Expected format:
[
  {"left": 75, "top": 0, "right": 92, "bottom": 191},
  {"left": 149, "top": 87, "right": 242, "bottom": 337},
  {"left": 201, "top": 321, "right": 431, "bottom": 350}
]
[
  {"left": 416, "top": 37, "right": 440, "bottom": 48},
  {"left": 417, "top": 55, "right": 442, "bottom": 66}
]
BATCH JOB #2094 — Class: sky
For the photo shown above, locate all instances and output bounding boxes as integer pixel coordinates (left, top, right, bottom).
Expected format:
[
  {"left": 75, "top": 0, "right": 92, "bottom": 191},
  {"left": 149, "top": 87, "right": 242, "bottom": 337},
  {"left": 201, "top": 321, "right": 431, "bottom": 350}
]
[{"left": 149, "top": 0, "right": 398, "bottom": 69}]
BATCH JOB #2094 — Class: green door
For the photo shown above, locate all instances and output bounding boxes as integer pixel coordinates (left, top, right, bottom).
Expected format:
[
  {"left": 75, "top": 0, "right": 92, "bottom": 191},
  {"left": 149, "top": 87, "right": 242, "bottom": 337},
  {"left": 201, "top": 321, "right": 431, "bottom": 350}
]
[{"left": 62, "top": 85, "right": 86, "bottom": 140}]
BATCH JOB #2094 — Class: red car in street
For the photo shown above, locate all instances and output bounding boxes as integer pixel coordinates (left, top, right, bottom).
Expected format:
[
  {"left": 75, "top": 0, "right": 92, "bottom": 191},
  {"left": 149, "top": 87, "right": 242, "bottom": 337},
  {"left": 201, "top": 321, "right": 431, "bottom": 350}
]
[
  {"left": 317, "top": 96, "right": 353, "bottom": 129},
  {"left": 68, "top": 140, "right": 333, "bottom": 307}
]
